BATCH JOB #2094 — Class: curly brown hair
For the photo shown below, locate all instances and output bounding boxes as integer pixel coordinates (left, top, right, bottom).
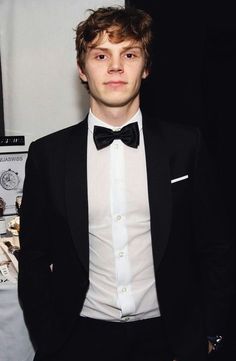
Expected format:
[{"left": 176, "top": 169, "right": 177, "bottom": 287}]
[{"left": 75, "top": 6, "right": 153, "bottom": 72}]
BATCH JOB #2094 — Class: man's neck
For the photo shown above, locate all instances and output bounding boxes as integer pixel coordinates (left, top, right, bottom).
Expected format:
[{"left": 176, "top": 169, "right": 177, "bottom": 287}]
[{"left": 90, "top": 101, "right": 140, "bottom": 127}]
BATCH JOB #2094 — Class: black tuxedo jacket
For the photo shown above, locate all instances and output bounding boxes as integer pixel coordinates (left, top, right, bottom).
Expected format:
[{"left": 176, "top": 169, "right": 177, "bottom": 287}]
[{"left": 18, "top": 115, "right": 234, "bottom": 361}]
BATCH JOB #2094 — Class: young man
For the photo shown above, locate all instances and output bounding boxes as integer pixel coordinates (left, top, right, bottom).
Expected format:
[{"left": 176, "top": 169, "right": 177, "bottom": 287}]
[{"left": 18, "top": 6, "right": 234, "bottom": 361}]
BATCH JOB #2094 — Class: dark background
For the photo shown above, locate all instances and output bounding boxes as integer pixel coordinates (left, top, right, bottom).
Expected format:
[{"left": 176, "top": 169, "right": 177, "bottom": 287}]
[
  {"left": 0, "top": 1, "right": 235, "bottom": 358},
  {"left": 127, "top": 0, "right": 236, "bottom": 360}
]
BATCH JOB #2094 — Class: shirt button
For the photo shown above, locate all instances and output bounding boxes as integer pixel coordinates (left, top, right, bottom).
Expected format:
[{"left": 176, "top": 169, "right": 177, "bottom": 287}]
[
  {"left": 119, "top": 251, "right": 125, "bottom": 257},
  {"left": 116, "top": 215, "right": 122, "bottom": 221},
  {"left": 122, "top": 287, "right": 127, "bottom": 293}
]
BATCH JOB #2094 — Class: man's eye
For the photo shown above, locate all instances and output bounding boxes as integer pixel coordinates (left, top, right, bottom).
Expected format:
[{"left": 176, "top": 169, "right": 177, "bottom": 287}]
[
  {"left": 125, "top": 53, "right": 135, "bottom": 59},
  {"left": 96, "top": 54, "right": 107, "bottom": 60}
]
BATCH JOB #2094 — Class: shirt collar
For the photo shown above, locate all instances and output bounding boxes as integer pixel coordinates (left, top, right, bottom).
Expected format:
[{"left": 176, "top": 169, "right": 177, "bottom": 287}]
[{"left": 88, "top": 109, "right": 143, "bottom": 133}]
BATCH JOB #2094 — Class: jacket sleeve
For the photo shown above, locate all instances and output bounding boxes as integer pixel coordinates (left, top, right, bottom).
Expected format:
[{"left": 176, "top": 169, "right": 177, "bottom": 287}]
[
  {"left": 18, "top": 141, "right": 64, "bottom": 354},
  {"left": 193, "top": 129, "right": 235, "bottom": 336}
]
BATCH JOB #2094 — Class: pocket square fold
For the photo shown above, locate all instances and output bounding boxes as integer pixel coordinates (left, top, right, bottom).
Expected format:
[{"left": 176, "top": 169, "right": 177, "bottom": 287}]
[{"left": 171, "top": 175, "right": 189, "bottom": 183}]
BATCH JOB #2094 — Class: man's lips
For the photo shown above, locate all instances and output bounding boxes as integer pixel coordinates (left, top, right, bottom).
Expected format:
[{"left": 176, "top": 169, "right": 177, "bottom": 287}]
[{"left": 104, "top": 81, "right": 128, "bottom": 86}]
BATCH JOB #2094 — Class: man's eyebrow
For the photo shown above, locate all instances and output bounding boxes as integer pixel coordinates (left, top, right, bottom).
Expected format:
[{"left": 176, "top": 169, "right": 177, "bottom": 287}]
[
  {"left": 88, "top": 46, "right": 109, "bottom": 52},
  {"left": 88, "top": 45, "right": 142, "bottom": 52},
  {"left": 122, "top": 46, "right": 143, "bottom": 51}
]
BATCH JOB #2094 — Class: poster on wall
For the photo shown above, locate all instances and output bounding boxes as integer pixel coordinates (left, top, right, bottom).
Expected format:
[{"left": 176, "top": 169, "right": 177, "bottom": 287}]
[{"left": 0, "top": 152, "right": 27, "bottom": 215}]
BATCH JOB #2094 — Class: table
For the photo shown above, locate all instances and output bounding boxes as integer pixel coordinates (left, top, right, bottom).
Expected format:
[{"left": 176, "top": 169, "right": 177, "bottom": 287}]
[{"left": 0, "top": 238, "right": 35, "bottom": 361}]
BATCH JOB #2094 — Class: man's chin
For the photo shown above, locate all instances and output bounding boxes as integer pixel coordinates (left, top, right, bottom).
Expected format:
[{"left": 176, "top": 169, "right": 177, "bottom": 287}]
[{"left": 95, "top": 95, "right": 139, "bottom": 108}]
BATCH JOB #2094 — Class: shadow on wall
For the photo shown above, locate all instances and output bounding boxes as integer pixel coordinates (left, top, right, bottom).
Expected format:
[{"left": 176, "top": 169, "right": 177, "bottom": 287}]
[{"left": 73, "top": 72, "right": 90, "bottom": 118}]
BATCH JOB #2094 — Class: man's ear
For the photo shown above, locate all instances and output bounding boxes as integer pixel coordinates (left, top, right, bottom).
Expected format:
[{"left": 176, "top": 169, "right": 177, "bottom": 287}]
[
  {"left": 142, "top": 68, "right": 149, "bottom": 80},
  {"left": 78, "top": 65, "right": 88, "bottom": 83}
]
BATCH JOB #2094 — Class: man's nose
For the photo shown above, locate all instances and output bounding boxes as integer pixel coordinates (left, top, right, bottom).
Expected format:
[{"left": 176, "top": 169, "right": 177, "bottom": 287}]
[{"left": 107, "top": 56, "right": 124, "bottom": 73}]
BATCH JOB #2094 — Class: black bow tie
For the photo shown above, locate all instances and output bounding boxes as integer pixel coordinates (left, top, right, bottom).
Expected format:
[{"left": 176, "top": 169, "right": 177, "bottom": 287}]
[{"left": 93, "top": 122, "right": 140, "bottom": 150}]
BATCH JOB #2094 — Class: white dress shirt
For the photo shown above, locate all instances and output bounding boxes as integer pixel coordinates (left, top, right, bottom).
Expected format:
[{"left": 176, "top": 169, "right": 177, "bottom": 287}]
[{"left": 80, "top": 109, "right": 160, "bottom": 322}]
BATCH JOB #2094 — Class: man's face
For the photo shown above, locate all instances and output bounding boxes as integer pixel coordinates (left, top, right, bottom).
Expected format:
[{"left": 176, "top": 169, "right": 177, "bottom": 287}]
[{"left": 78, "top": 32, "right": 148, "bottom": 111}]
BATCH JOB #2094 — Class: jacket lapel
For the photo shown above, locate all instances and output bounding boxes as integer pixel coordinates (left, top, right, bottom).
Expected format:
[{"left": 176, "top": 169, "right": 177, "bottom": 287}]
[
  {"left": 65, "top": 118, "right": 89, "bottom": 273},
  {"left": 143, "top": 118, "right": 172, "bottom": 271}
]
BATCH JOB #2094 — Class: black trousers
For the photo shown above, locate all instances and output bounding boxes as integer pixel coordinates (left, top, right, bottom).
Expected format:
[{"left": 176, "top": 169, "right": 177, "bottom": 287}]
[{"left": 36, "top": 316, "right": 174, "bottom": 361}]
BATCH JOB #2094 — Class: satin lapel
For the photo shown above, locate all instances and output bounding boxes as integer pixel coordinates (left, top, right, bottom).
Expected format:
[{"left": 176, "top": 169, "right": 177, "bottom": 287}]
[
  {"left": 143, "top": 119, "right": 172, "bottom": 271},
  {"left": 65, "top": 119, "right": 89, "bottom": 274}
]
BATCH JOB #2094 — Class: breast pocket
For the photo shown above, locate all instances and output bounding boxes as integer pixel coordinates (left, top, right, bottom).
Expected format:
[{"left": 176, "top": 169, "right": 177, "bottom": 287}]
[
  {"left": 171, "top": 174, "right": 188, "bottom": 184},
  {"left": 171, "top": 174, "right": 191, "bottom": 211}
]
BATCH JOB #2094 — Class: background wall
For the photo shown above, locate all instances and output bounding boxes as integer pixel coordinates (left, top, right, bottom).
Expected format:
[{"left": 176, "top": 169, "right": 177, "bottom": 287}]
[
  {"left": 0, "top": 0, "right": 124, "bottom": 151},
  {"left": 0, "top": 56, "right": 4, "bottom": 136}
]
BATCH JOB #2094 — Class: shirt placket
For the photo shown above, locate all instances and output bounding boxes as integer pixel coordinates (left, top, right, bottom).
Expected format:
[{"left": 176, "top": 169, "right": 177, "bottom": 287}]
[{"left": 110, "top": 139, "right": 135, "bottom": 319}]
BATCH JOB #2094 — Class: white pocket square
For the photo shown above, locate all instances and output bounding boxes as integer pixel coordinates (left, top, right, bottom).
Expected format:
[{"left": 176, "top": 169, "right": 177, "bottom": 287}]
[{"left": 171, "top": 175, "right": 189, "bottom": 184}]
